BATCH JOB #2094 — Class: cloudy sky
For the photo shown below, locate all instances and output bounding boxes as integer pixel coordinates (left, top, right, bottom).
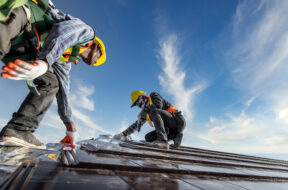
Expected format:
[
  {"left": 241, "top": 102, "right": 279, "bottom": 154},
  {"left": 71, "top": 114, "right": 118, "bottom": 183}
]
[{"left": 1, "top": 0, "right": 288, "bottom": 160}]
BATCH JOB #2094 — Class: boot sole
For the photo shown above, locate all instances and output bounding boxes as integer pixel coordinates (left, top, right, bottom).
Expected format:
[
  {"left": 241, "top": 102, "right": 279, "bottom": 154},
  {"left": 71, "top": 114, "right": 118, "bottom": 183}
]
[{"left": 0, "top": 136, "right": 46, "bottom": 149}]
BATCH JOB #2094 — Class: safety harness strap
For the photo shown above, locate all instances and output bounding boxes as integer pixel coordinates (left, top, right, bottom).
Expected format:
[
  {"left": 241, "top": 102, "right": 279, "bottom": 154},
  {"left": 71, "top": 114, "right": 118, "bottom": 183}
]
[
  {"left": 146, "top": 96, "right": 178, "bottom": 127},
  {"left": 69, "top": 45, "right": 81, "bottom": 63}
]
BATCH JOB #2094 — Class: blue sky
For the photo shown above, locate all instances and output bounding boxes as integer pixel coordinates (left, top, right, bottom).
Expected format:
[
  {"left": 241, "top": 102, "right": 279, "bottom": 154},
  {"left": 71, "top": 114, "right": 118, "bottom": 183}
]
[{"left": 1, "top": 0, "right": 288, "bottom": 160}]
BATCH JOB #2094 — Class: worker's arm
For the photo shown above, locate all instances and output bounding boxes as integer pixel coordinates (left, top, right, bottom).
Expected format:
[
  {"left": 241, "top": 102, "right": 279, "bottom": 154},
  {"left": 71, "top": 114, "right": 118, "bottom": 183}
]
[
  {"left": 114, "top": 109, "right": 146, "bottom": 140},
  {"left": 53, "top": 62, "right": 72, "bottom": 123},
  {"left": 53, "top": 62, "right": 78, "bottom": 148},
  {"left": 122, "top": 120, "right": 145, "bottom": 137},
  {"left": 46, "top": 1, "right": 75, "bottom": 22},
  {"left": 38, "top": 19, "right": 94, "bottom": 67},
  {"left": 147, "top": 92, "right": 163, "bottom": 112}
]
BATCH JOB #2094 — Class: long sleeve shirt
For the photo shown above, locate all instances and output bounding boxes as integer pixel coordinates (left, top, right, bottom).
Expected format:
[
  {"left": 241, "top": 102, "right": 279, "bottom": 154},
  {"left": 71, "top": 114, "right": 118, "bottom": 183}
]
[{"left": 38, "top": 3, "right": 94, "bottom": 122}]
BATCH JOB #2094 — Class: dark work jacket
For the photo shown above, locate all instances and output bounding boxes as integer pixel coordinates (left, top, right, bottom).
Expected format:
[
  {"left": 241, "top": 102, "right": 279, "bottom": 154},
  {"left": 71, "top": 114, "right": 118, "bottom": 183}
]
[{"left": 122, "top": 92, "right": 180, "bottom": 136}]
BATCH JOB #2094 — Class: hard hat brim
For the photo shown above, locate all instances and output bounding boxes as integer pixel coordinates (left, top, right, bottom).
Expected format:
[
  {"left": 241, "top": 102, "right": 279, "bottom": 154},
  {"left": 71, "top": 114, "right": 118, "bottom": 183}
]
[{"left": 93, "top": 36, "right": 106, "bottom": 66}]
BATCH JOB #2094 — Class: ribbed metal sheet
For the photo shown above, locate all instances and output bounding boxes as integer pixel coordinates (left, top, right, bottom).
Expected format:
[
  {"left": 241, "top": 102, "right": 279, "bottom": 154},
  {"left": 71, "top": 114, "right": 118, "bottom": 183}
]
[{"left": 1, "top": 138, "right": 288, "bottom": 190}]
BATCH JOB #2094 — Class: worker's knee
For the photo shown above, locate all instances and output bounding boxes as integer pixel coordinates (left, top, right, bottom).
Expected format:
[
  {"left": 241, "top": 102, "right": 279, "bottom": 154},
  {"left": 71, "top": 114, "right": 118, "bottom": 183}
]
[
  {"left": 176, "top": 114, "right": 186, "bottom": 133},
  {"left": 145, "top": 131, "right": 157, "bottom": 142}
]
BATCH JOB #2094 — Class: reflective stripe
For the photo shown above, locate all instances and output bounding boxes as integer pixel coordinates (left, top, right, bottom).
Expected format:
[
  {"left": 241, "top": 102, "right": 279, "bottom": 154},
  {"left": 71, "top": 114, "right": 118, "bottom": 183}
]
[
  {"left": 146, "top": 114, "right": 153, "bottom": 127},
  {"left": 58, "top": 40, "right": 94, "bottom": 63},
  {"left": 148, "top": 96, "right": 153, "bottom": 105},
  {"left": 146, "top": 96, "right": 153, "bottom": 126},
  {"left": 167, "top": 105, "right": 177, "bottom": 114},
  {"left": 58, "top": 46, "right": 89, "bottom": 63},
  {"left": 34, "top": 26, "right": 41, "bottom": 50}
]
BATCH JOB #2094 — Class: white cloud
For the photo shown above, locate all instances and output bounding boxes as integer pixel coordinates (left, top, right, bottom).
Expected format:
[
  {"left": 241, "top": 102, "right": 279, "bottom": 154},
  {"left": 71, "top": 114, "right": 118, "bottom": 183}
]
[
  {"left": 0, "top": 117, "right": 8, "bottom": 128},
  {"left": 70, "top": 82, "right": 112, "bottom": 135},
  {"left": 264, "top": 135, "right": 288, "bottom": 146},
  {"left": 198, "top": 112, "right": 262, "bottom": 144},
  {"left": 244, "top": 95, "right": 258, "bottom": 109},
  {"left": 119, "top": 119, "right": 129, "bottom": 132},
  {"left": 197, "top": 103, "right": 288, "bottom": 154},
  {"left": 158, "top": 34, "right": 207, "bottom": 121},
  {"left": 36, "top": 81, "right": 109, "bottom": 143},
  {"left": 77, "top": 127, "right": 98, "bottom": 141},
  {"left": 70, "top": 85, "right": 95, "bottom": 111},
  {"left": 261, "top": 135, "right": 288, "bottom": 154},
  {"left": 34, "top": 132, "right": 63, "bottom": 145},
  {"left": 228, "top": 0, "right": 288, "bottom": 98},
  {"left": 41, "top": 110, "right": 63, "bottom": 129},
  {"left": 202, "top": 0, "right": 288, "bottom": 154},
  {"left": 72, "top": 108, "right": 111, "bottom": 134},
  {"left": 276, "top": 108, "right": 288, "bottom": 125}
]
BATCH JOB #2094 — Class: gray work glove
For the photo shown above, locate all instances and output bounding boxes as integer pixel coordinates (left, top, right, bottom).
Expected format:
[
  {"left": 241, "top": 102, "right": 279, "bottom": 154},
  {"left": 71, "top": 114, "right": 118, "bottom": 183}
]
[{"left": 113, "top": 132, "right": 124, "bottom": 140}]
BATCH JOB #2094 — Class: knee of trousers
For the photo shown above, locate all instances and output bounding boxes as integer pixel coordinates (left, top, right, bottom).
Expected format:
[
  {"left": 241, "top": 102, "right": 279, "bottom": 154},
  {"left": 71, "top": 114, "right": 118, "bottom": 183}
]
[{"left": 176, "top": 115, "right": 186, "bottom": 133}]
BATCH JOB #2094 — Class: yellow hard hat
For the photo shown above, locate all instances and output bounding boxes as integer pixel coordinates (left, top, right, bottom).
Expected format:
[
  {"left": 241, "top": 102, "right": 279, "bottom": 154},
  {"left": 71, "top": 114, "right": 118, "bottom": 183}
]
[
  {"left": 131, "top": 90, "right": 146, "bottom": 107},
  {"left": 93, "top": 36, "right": 106, "bottom": 66}
]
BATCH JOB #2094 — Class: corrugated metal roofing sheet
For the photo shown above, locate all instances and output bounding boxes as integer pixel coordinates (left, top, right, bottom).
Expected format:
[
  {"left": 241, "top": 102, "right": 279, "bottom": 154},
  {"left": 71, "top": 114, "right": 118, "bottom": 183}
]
[{"left": 1, "top": 136, "right": 288, "bottom": 189}]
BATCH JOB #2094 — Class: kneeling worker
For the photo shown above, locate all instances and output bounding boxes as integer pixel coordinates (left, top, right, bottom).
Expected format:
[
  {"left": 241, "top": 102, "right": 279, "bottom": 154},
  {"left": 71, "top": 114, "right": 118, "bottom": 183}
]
[{"left": 113, "top": 90, "right": 186, "bottom": 150}]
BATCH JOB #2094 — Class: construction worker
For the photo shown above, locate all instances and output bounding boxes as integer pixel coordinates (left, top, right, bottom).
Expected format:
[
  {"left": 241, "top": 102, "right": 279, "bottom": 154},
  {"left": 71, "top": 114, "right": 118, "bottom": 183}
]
[
  {"left": 113, "top": 90, "right": 186, "bottom": 150},
  {"left": 0, "top": 0, "right": 106, "bottom": 148}
]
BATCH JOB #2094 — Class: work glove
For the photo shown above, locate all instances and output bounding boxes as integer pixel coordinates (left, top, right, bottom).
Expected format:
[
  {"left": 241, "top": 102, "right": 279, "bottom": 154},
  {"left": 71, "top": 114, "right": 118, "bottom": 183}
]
[
  {"left": 1, "top": 59, "right": 48, "bottom": 80},
  {"left": 60, "top": 131, "right": 80, "bottom": 166},
  {"left": 60, "top": 131, "right": 79, "bottom": 149},
  {"left": 113, "top": 132, "right": 124, "bottom": 140}
]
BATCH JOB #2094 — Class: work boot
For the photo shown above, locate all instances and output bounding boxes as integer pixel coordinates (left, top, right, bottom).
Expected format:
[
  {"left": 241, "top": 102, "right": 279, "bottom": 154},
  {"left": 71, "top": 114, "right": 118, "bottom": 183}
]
[
  {"left": 146, "top": 140, "right": 169, "bottom": 150},
  {"left": 0, "top": 127, "right": 45, "bottom": 149},
  {"left": 171, "top": 133, "right": 183, "bottom": 148}
]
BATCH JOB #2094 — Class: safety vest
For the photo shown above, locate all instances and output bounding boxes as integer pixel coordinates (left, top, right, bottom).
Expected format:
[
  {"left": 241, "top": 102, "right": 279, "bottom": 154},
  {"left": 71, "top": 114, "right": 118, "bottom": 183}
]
[
  {"left": 146, "top": 96, "right": 178, "bottom": 127},
  {"left": 58, "top": 41, "right": 94, "bottom": 63},
  {"left": 2, "top": 0, "right": 92, "bottom": 64}
]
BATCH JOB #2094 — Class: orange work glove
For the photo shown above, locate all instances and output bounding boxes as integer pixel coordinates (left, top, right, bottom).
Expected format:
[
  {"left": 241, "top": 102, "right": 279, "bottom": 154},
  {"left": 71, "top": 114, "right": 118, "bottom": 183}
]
[
  {"left": 1, "top": 59, "right": 48, "bottom": 80},
  {"left": 60, "top": 131, "right": 79, "bottom": 149}
]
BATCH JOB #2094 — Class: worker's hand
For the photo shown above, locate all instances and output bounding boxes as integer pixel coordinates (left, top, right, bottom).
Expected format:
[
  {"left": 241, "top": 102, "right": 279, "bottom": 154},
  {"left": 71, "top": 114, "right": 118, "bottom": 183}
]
[
  {"left": 60, "top": 131, "right": 79, "bottom": 149},
  {"left": 113, "top": 132, "right": 124, "bottom": 140},
  {"left": 1, "top": 59, "right": 48, "bottom": 80}
]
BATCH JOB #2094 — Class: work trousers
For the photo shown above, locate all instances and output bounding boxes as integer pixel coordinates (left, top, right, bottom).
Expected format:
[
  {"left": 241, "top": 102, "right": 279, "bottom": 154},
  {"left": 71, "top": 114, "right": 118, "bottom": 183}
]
[
  {"left": 145, "top": 130, "right": 177, "bottom": 142},
  {"left": 0, "top": 6, "right": 28, "bottom": 60},
  {"left": 148, "top": 108, "right": 186, "bottom": 142},
  {"left": 4, "top": 71, "right": 59, "bottom": 132}
]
